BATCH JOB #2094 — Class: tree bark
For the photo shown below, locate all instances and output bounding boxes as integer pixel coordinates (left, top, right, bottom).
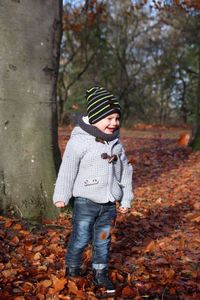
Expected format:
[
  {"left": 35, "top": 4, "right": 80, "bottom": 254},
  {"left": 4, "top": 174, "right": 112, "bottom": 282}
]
[
  {"left": 191, "top": 48, "right": 200, "bottom": 151},
  {"left": 0, "top": 0, "right": 62, "bottom": 221}
]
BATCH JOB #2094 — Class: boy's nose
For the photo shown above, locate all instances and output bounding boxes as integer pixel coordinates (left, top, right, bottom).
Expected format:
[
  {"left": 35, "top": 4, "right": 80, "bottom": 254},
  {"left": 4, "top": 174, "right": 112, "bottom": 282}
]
[{"left": 111, "top": 119, "right": 118, "bottom": 126}]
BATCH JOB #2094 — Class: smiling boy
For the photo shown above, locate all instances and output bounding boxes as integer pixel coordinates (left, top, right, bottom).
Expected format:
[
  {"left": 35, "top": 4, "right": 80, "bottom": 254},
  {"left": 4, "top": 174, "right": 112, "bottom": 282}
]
[{"left": 53, "top": 86, "right": 133, "bottom": 293}]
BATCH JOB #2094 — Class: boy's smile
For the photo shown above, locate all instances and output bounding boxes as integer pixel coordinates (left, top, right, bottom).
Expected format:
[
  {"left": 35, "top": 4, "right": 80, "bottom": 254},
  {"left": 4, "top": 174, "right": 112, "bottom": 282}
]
[{"left": 93, "top": 113, "right": 120, "bottom": 134}]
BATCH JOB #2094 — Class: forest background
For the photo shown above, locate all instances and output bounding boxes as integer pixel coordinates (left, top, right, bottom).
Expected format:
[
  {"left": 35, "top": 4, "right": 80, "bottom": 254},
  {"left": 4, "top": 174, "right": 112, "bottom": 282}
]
[{"left": 59, "top": 0, "right": 200, "bottom": 136}]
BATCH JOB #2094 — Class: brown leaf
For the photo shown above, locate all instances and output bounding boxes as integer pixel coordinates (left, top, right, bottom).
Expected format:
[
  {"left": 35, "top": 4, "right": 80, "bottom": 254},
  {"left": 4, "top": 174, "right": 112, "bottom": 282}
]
[
  {"left": 110, "top": 270, "right": 117, "bottom": 282},
  {"left": 40, "top": 279, "right": 52, "bottom": 288},
  {"left": 116, "top": 272, "right": 125, "bottom": 282},
  {"left": 58, "top": 296, "right": 71, "bottom": 300},
  {"left": 10, "top": 236, "right": 20, "bottom": 246},
  {"left": 33, "top": 252, "right": 42, "bottom": 260},
  {"left": 144, "top": 240, "right": 156, "bottom": 252},
  {"left": 2, "top": 269, "right": 17, "bottom": 278},
  {"left": 177, "top": 133, "right": 190, "bottom": 147},
  {"left": 0, "top": 263, "right": 5, "bottom": 271},
  {"left": 33, "top": 245, "right": 44, "bottom": 252},
  {"left": 13, "top": 223, "right": 22, "bottom": 230},
  {"left": 163, "top": 268, "right": 175, "bottom": 283},
  {"left": 67, "top": 279, "right": 78, "bottom": 294},
  {"left": 19, "top": 230, "right": 29, "bottom": 235},
  {"left": 36, "top": 294, "right": 45, "bottom": 300},
  {"left": 122, "top": 285, "right": 137, "bottom": 297},
  {"left": 51, "top": 275, "right": 67, "bottom": 293},
  {"left": 83, "top": 247, "right": 92, "bottom": 262},
  {"left": 37, "top": 265, "right": 48, "bottom": 272},
  {"left": 191, "top": 215, "right": 200, "bottom": 223},
  {"left": 21, "top": 282, "right": 34, "bottom": 293},
  {"left": 51, "top": 236, "right": 60, "bottom": 243},
  {"left": 85, "top": 291, "right": 98, "bottom": 300},
  {"left": 100, "top": 232, "right": 109, "bottom": 240},
  {"left": 0, "top": 229, "right": 6, "bottom": 239},
  {"left": 4, "top": 220, "right": 13, "bottom": 228}
]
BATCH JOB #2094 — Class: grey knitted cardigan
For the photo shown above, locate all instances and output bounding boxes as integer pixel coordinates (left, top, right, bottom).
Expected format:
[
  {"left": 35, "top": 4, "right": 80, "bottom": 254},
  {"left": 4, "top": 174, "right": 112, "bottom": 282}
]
[{"left": 53, "top": 116, "right": 133, "bottom": 208}]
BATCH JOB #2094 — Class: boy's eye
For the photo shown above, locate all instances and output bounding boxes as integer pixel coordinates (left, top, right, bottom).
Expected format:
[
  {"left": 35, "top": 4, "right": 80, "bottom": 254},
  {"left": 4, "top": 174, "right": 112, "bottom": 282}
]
[{"left": 106, "top": 116, "right": 120, "bottom": 122}]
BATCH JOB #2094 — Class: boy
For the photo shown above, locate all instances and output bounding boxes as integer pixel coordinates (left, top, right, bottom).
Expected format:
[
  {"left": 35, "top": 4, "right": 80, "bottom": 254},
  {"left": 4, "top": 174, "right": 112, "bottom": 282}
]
[{"left": 53, "top": 86, "right": 133, "bottom": 293}]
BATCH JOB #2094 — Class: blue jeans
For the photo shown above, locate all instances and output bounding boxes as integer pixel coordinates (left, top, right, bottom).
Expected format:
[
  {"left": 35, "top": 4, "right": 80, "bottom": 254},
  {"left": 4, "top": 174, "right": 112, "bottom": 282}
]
[{"left": 66, "top": 197, "right": 117, "bottom": 270}]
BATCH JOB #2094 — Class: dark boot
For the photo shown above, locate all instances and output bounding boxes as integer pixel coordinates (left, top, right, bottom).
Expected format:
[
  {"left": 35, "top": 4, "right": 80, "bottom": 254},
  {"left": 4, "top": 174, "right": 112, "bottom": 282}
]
[
  {"left": 66, "top": 266, "right": 83, "bottom": 277},
  {"left": 93, "top": 268, "right": 115, "bottom": 293}
]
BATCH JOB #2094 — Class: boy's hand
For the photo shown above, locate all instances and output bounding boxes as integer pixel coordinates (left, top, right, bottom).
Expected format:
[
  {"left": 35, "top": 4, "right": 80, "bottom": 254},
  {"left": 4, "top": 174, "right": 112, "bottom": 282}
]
[
  {"left": 118, "top": 206, "right": 129, "bottom": 214},
  {"left": 55, "top": 201, "right": 65, "bottom": 208}
]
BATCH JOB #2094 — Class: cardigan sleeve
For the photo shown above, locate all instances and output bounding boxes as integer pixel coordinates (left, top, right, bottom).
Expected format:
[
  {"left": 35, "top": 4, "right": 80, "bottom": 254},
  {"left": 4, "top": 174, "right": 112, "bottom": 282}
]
[
  {"left": 53, "top": 137, "right": 82, "bottom": 205},
  {"left": 120, "top": 148, "right": 134, "bottom": 208}
]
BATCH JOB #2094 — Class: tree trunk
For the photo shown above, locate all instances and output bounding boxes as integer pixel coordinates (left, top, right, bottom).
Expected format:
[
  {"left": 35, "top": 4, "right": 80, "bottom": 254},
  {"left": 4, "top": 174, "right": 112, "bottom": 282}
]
[
  {"left": 0, "top": 0, "right": 62, "bottom": 221},
  {"left": 191, "top": 48, "right": 200, "bottom": 151}
]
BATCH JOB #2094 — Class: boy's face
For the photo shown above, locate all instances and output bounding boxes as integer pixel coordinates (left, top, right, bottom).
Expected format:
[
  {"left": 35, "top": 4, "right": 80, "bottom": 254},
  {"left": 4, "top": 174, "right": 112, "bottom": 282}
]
[{"left": 93, "top": 113, "right": 120, "bottom": 134}]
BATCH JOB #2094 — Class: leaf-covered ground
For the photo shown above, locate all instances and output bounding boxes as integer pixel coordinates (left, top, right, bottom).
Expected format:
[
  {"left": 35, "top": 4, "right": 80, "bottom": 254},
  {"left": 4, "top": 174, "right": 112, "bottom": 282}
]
[{"left": 0, "top": 126, "right": 199, "bottom": 300}]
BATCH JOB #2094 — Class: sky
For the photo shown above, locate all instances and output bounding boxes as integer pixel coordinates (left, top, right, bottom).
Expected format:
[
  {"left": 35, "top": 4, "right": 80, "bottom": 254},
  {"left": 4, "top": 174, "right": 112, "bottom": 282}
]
[{"left": 63, "top": 0, "right": 82, "bottom": 5}]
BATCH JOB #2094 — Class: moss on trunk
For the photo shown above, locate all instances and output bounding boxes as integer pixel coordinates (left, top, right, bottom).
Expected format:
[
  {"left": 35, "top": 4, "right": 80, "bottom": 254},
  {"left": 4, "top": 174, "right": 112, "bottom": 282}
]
[{"left": 191, "top": 124, "right": 200, "bottom": 150}]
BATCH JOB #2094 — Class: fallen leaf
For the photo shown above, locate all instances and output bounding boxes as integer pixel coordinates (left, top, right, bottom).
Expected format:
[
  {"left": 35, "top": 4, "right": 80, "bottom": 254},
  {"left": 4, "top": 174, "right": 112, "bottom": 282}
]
[
  {"left": 51, "top": 275, "right": 67, "bottom": 293},
  {"left": 2, "top": 269, "right": 17, "bottom": 278},
  {"left": 10, "top": 236, "right": 20, "bottom": 245},
  {"left": 4, "top": 220, "right": 13, "bottom": 228},
  {"left": 191, "top": 215, "right": 200, "bottom": 223},
  {"left": 40, "top": 280, "right": 52, "bottom": 288},
  {"left": 122, "top": 285, "right": 137, "bottom": 297},
  {"left": 13, "top": 223, "right": 22, "bottom": 230},
  {"left": 36, "top": 294, "right": 45, "bottom": 300},
  {"left": 144, "top": 240, "right": 156, "bottom": 252},
  {"left": 33, "top": 245, "right": 44, "bottom": 252},
  {"left": 67, "top": 279, "right": 78, "bottom": 294},
  {"left": 21, "top": 282, "right": 34, "bottom": 293},
  {"left": 177, "top": 133, "right": 190, "bottom": 147},
  {"left": 33, "top": 252, "right": 42, "bottom": 260}
]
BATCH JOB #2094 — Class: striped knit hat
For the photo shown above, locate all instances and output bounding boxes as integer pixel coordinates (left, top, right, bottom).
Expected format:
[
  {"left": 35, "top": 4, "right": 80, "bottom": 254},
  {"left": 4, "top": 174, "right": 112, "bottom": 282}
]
[{"left": 86, "top": 86, "right": 121, "bottom": 124}]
